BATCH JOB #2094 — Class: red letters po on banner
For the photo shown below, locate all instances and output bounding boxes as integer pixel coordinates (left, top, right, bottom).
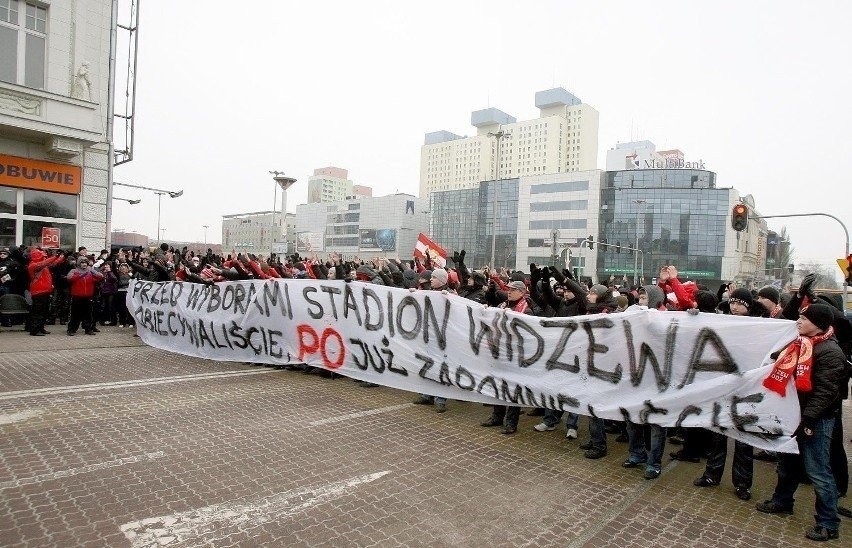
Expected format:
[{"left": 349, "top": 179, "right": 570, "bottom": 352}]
[{"left": 297, "top": 324, "right": 345, "bottom": 369}]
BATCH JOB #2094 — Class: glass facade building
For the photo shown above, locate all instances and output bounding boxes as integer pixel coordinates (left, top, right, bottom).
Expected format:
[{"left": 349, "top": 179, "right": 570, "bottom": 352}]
[
  {"left": 599, "top": 169, "right": 732, "bottom": 286},
  {"left": 430, "top": 179, "right": 519, "bottom": 268}
]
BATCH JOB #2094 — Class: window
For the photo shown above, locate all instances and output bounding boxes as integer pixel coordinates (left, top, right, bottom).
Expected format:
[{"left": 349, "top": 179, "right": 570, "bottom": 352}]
[{"left": 0, "top": 1, "right": 46, "bottom": 88}]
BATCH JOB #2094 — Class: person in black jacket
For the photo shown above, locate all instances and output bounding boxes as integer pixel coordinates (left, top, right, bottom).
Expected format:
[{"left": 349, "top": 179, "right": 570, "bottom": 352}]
[{"left": 756, "top": 304, "right": 846, "bottom": 542}]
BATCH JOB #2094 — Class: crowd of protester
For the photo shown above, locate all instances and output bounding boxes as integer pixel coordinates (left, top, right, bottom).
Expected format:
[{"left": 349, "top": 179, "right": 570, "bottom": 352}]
[{"left": 1, "top": 243, "right": 850, "bottom": 541}]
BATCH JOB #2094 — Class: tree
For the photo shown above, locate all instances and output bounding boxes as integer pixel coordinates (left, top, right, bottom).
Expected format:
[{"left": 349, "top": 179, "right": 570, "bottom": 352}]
[{"left": 796, "top": 261, "right": 841, "bottom": 290}]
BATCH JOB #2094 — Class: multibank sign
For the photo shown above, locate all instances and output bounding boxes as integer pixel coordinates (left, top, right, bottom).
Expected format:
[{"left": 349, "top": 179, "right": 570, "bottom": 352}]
[{"left": 631, "top": 158, "right": 707, "bottom": 170}]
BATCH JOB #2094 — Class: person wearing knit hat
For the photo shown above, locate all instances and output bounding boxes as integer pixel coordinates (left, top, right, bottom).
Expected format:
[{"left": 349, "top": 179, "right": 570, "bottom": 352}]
[
  {"left": 726, "top": 287, "right": 753, "bottom": 316},
  {"left": 756, "top": 286, "right": 785, "bottom": 319},
  {"left": 430, "top": 267, "right": 448, "bottom": 289},
  {"left": 694, "top": 284, "right": 755, "bottom": 501},
  {"left": 756, "top": 302, "right": 846, "bottom": 541}
]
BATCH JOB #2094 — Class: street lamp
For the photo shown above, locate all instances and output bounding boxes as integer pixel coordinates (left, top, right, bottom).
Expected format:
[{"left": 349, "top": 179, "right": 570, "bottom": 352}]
[
  {"left": 487, "top": 129, "right": 511, "bottom": 267},
  {"left": 632, "top": 199, "right": 648, "bottom": 285},
  {"left": 114, "top": 182, "right": 183, "bottom": 244},
  {"left": 113, "top": 196, "right": 141, "bottom": 205},
  {"left": 202, "top": 224, "right": 209, "bottom": 245},
  {"left": 269, "top": 171, "right": 297, "bottom": 255}
]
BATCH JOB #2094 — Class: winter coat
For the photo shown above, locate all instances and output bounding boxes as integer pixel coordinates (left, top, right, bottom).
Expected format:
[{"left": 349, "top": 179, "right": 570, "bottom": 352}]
[
  {"left": 28, "top": 249, "right": 63, "bottom": 297},
  {"left": 68, "top": 267, "right": 104, "bottom": 298},
  {"left": 798, "top": 337, "right": 847, "bottom": 421}
]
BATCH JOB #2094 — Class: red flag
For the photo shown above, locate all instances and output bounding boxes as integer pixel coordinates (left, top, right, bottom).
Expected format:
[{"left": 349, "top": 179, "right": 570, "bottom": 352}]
[{"left": 414, "top": 233, "right": 447, "bottom": 268}]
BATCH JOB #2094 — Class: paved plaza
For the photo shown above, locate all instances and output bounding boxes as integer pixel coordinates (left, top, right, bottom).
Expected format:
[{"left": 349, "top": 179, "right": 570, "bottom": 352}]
[{"left": 0, "top": 326, "right": 849, "bottom": 547}]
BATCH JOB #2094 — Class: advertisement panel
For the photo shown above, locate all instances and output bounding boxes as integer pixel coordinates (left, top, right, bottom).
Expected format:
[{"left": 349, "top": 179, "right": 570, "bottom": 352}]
[
  {"left": 359, "top": 228, "right": 397, "bottom": 252},
  {"left": 41, "top": 227, "right": 61, "bottom": 248},
  {"left": 296, "top": 232, "right": 324, "bottom": 253},
  {"left": 0, "top": 154, "right": 82, "bottom": 195}
]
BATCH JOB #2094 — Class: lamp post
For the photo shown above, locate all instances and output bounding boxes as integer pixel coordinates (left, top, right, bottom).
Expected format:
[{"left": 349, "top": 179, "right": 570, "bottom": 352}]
[
  {"left": 114, "top": 182, "right": 183, "bottom": 244},
  {"left": 112, "top": 197, "right": 141, "bottom": 205},
  {"left": 202, "top": 225, "right": 209, "bottom": 245},
  {"left": 487, "top": 129, "right": 510, "bottom": 267},
  {"left": 632, "top": 199, "right": 648, "bottom": 285},
  {"left": 269, "top": 171, "right": 297, "bottom": 255}
]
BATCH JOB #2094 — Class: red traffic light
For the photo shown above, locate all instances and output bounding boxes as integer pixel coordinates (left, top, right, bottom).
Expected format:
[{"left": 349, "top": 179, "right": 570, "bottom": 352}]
[{"left": 731, "top": 204, "right": 749, "bottom": 232}]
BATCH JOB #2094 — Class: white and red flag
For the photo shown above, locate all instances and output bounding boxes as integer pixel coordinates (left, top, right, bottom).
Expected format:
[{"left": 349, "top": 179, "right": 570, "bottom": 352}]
[{"left": 414, "top": 233, "right": 447, "bottom": 268}]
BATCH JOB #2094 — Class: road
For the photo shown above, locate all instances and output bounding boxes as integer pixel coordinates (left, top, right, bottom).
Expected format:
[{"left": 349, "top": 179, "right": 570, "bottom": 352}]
[{"left": 0, "top": 326, "right": 848, "bottom": 547}]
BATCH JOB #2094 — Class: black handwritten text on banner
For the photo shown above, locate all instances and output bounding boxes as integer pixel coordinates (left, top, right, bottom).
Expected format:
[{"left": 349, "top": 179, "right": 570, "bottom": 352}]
[{"left": 128, "top": 279, "right": 800, "bottom": 452}]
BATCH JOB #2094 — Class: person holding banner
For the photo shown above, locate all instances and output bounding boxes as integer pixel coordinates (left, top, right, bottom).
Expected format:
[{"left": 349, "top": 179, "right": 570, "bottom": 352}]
[
  {"left": 480, "top": 280, "right": 541, "bottom": 434},
  {"left": 756, "top": 303, "right": 846, "bottom": 542},
  {"left": 693, "top": 288, "right": 756, "bottom": 501}
]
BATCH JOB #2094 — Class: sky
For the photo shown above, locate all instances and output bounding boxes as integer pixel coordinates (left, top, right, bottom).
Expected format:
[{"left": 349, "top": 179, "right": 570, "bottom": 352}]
[{"left": 110, "top": 0, "right": 851, "bottom": 280}]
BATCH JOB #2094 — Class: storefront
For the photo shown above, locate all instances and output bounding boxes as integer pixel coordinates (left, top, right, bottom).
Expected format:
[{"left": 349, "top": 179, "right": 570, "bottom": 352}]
[{"left": 0, "top": 153, "right": 82, "bottom": 251}]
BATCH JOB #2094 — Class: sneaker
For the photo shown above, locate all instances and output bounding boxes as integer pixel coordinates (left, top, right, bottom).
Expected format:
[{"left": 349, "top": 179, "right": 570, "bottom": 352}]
[
  {"left": 66, "top": 331, "right": 76, "bottom": 336},
  {"left": 622, "top": 459, "right": 647, "bottom": 469},
  {"left": 533, "top": 422, "right": 556, "bottom": 432},
  {"left": 735, "top": 487, "right": 752, "bottom": 501},
  {"left": 670, "top": 450, "right": 700, "bottom": 463},
  {"left": 755, "top": 500, "right": 793, "bottom": 515},
  {"left": 804, "top": 526, "right": 839, "bottom": 541},
  {"left": 566, "top": 428, "right": 578, "bottom": 440},
  {"left": 435, "top": 403, "right": 447, "bottom": 413},
  {"left": 118, "top": 324, "right": 125, "bottom": 328},
  {"left": 480, "top": 418, "right": 502, "bottom": 427},
  {"left": 500, "top": 425, "right": 517, "bottom": 435},
  {"left": 584, "top": 448, "right": 608, "bottom": 459},
  {"left": 693, "top": 476, "right": 718, "bottom": 488},
  {"left": 39, "top": 329, "right": 50, "bottom": 335},
  {"left": 413, "top": 396, "right": 433, "bottom": 405},
  {"left": 644, "top": 467, "right": 661, "bottom": 480}
]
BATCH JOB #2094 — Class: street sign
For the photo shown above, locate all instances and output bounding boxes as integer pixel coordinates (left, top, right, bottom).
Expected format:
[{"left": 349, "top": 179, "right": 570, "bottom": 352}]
[{"left": 41, "top": 227, "right": 60, "bottom": 248}]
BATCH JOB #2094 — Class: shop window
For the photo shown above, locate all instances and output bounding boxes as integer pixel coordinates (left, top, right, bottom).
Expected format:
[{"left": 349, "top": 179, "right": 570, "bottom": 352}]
[
  {"left": 22, "top": 219, "right": 75, "bottom": 250},
  {"left": 23, "top": 189, "right": 76, "bottom": 219},
  {"left": 0, "top": 186, "right": 15, "bottom": 213},
  {"left": 0, "top": 217, "right": 14, "bottom": 247}
]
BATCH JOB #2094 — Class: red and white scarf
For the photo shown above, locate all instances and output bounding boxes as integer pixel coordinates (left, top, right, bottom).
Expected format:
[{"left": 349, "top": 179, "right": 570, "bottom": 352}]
[
  {"left": 763, "top": 326, "right": 835, "bottom": 396},
  {"left": 500, "top": 298, "right": 529, "bottom": 314}
]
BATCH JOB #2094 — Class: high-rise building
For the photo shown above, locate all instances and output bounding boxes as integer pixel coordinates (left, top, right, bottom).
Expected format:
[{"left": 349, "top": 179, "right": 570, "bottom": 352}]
[
  {"left": 419, "top": 88, "right": 599, "bottom": 198},
  {"left": 306, "top": 167, "right": 372, "bottom": 204},
  {"left": 0, "top": 0, "right": 115, "bottom": 251}
]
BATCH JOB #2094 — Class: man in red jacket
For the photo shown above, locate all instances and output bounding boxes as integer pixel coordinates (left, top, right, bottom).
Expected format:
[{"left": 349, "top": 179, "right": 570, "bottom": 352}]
[
  {"left": 66, "top": 256, "right": 104, "bottom": 335},
  {"left": 27, "top": 248, "right": 65, "bottom": 336}
]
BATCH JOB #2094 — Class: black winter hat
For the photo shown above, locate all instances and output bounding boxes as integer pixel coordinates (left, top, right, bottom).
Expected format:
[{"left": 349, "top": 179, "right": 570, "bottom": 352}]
[
  {"left": 695, "top": 290, "right": 719, "bottom": 313},
  {"left": 800, "top": 304, "right": 834, "bottom": 332},
  {"left": 728, "top": 288, "right": 753, "bottom": 308},
  {"left": 757, "top": 286, "right": 780, "bottom": 304}
]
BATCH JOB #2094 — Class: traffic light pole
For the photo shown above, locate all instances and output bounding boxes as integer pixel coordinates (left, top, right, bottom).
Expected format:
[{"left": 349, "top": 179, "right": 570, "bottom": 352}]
[
  {"left": 580, "top": 238, "right": 644, "bottom": 285},
  {"left": 754, "top": 212, "right": 849, "bottom": 311}
]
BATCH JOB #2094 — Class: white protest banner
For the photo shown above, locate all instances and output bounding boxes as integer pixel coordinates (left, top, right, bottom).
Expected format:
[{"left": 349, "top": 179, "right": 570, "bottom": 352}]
[{"left": 128, "top": 279, "right": 801, "bottom": 452}]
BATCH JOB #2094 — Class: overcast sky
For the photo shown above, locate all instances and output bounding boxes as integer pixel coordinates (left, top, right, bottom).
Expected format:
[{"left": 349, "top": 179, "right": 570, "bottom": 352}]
[{"left": 111, "top": 0, "right": 851, "bottom": 279}]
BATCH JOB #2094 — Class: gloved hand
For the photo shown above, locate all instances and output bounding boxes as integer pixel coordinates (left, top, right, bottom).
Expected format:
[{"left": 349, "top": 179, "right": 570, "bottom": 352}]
[
  {"left": 459, "top": 249, "right": 466, "bottom": 263},
  {"left": 452, "top": 251, "right": 461, "bottom": 265},
  {"left": 529, "top": 263, "right": 541, "bottom": 285},
  {"left": 563, "top": 268, "right": 575, "bottom": 281},
  {"left": 792, "top": 417, "right": 815, "bottom": 438},
  {"left": 541, "top": 266, "right": 552, "bottom": 285},
  {"left": 549, "top": 266, "right": 565, "bottom": 285},
  {"left": 798, "top": 273, "right": 816, "bottom": 299}
]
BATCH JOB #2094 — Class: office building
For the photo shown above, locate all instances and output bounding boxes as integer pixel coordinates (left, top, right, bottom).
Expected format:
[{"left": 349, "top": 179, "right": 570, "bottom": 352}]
[
  {"left": 420, "top": 87, "right": 599, "bottom": 198},
  {"left": 306, "top": 167, "right": 372, "bottom": 204},
  {"left": 295, "top": 193, "right": 427, "bottom": 259},
  {"left": 221, "top": 211, "right": 295, "bottom": 257}
]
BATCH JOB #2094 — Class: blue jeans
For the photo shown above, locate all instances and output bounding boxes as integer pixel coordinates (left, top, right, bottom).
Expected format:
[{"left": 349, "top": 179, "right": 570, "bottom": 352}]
[
  {"left": 626, "top": 422, "right": 666, "bottom": 469},
  {"left": 772, "top": 416, "right": 839, "bottom": 531},
  {"left": 588, "top": 417, "right": 607, "bottom": 451},
  {"left": 543, "top": 409, "right": 580, "bottom": 429}
]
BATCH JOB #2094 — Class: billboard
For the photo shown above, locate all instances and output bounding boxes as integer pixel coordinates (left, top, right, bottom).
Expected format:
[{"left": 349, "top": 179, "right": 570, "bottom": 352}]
[
  {"left": 296, "top": 232, "right": 324, "bottom": 253},
  {"left": 360, "top": 229, "right": 397, "bottom": 252}
]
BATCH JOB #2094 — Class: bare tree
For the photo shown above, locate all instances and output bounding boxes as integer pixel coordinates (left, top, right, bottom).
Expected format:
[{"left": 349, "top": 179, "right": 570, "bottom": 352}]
[{"left": 797, "top": 261, "right": 841, "bottom": 289}]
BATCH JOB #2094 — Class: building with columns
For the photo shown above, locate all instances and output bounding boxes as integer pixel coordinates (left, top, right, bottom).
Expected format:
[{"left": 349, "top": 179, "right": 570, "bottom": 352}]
[{"left": 0, "top": 0, "right": 115, "bottom": 252}]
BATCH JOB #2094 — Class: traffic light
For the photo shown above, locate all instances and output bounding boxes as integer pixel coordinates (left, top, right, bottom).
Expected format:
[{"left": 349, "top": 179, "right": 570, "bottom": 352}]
[
  {"left": 731, "top": 203, "right": 748, "bottom": 232},
  {"left": 587, "top": 235, "right": 594, "bottom": 250},
  {"left": 615, "top": 241, "right": 620, "bottom": 253}
]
